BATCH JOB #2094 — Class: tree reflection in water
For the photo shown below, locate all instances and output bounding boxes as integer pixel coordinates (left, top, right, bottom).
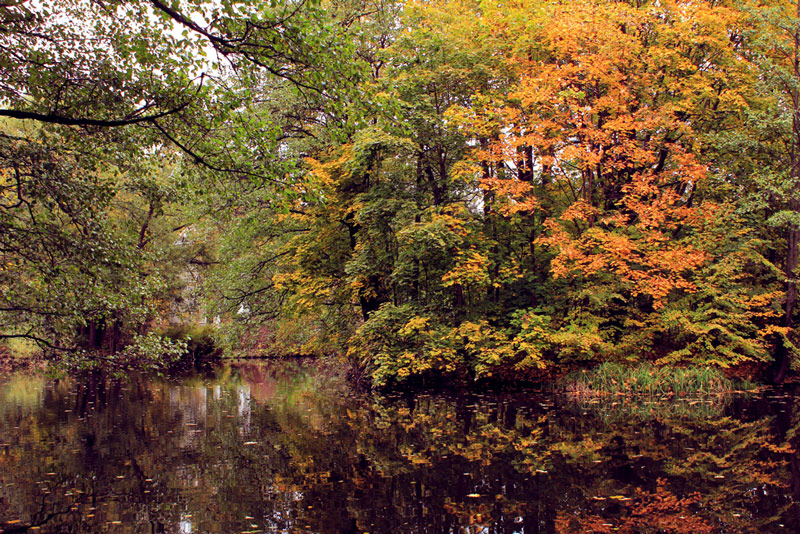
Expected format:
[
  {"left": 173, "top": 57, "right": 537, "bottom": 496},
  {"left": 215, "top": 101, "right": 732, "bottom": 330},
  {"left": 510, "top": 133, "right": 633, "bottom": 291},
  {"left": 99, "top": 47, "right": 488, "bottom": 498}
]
[{"left": 0, "top": 362, "right": 797, "bottom": 533}]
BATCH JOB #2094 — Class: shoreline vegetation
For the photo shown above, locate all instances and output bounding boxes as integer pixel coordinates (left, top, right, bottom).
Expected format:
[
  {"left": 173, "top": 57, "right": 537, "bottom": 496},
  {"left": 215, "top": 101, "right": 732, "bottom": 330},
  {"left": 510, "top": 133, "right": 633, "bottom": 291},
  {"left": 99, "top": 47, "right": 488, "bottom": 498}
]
[
  {"left": 561, "top": 362, "right": 758, "bottom": 397},
  {"left": 0, "top": 341, "right": 761, "bottom": 398}
]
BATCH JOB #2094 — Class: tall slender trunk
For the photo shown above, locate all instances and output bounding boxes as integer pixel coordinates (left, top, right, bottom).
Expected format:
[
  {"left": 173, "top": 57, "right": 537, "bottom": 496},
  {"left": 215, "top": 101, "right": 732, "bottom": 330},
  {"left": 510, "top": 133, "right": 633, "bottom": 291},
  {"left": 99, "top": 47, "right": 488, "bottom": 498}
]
[{"left": 775, "top": 0, "right": 800, "bottom": 383}]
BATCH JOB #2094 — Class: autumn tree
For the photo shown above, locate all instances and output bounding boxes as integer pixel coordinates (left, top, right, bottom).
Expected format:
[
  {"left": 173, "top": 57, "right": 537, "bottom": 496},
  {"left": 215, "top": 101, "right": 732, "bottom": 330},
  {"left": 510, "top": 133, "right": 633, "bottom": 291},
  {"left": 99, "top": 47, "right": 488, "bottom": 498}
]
[{"left": 443, "top": 0, "right": 781, "bottom": 368}]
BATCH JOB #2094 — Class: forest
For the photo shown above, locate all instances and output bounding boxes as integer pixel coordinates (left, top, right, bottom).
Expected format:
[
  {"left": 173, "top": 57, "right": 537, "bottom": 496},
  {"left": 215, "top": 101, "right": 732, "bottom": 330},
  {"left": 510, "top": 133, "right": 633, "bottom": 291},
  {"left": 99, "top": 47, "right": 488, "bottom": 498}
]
[{"left": 1, "top": 0, "right": 799, "bottom": 388}]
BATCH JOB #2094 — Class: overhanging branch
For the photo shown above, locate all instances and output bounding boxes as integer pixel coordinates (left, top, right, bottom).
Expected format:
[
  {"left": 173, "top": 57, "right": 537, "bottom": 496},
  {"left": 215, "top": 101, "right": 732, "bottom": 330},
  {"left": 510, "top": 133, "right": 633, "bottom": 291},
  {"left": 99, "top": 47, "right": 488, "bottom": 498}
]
[
  {"left": 0, "top": 332, "right": 75, "bottom": 352},
  {"left": 0, "top": 101, "right": 191, "bottom": 128}
]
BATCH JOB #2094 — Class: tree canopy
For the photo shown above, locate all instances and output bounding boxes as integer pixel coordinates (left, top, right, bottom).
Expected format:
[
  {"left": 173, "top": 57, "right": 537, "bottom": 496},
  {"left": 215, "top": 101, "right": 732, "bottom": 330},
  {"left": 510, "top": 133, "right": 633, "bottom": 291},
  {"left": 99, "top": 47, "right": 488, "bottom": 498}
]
[{"left": 2, "top": 0, "right": 800, "bottom": 385}]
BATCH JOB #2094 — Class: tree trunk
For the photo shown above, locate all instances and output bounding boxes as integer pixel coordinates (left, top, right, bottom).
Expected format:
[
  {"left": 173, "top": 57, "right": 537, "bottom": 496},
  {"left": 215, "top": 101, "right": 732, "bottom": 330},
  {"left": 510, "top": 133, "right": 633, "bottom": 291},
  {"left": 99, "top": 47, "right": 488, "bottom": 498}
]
[{"left": 774, "top": 0, "right": 800, "bottom": 383}]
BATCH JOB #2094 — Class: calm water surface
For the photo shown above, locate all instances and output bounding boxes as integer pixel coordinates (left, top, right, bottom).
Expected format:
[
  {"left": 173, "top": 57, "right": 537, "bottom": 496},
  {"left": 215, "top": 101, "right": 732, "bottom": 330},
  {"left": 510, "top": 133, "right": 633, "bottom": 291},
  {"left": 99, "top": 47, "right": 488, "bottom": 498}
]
[{"left": 0, "top": 361, "right": 798, "bottom": 533}]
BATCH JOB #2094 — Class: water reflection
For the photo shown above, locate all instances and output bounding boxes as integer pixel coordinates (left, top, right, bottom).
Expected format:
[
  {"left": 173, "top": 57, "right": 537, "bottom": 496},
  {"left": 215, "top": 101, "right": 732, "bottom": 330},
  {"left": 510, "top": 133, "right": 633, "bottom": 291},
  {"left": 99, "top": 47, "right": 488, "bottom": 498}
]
[{"left": 0, "top": 362, "right": 798, "bottom": 533}]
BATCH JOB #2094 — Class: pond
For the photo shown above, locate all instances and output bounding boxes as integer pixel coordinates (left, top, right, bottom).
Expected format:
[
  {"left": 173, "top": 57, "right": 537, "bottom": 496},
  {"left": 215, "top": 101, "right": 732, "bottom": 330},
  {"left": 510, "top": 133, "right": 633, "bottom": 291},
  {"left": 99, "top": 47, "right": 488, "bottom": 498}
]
[{"left": 0, "top": 360, "right": 797, "bottom": 533}]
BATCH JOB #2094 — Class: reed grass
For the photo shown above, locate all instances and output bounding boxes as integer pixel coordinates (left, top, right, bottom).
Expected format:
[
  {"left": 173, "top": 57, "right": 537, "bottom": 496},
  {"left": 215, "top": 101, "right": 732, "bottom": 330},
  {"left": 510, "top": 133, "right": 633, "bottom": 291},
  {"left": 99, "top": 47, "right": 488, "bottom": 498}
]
[{"left": 564, "top": 362, "right": 739, "bottom": 397}]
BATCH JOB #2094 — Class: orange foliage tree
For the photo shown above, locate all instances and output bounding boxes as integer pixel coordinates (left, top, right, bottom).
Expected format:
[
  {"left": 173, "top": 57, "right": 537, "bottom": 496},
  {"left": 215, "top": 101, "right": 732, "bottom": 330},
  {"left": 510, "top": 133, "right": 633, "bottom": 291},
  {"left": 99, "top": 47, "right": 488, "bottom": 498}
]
[{"left": 447, "top": 0, "right": 775, "bottom": 364}]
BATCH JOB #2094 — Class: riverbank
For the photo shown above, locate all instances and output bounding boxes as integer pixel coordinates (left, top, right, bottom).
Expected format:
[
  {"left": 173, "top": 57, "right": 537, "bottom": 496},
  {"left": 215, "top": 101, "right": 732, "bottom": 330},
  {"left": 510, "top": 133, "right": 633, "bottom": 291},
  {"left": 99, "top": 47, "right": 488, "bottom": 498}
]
[{"left": 1, "top": 340, "right": 767, "bottom": 397}]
